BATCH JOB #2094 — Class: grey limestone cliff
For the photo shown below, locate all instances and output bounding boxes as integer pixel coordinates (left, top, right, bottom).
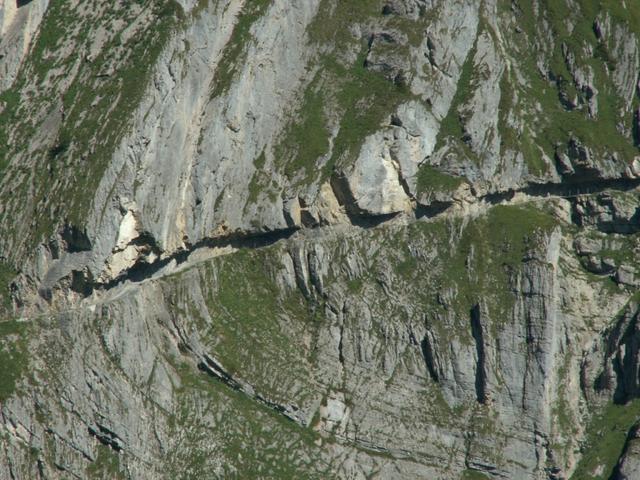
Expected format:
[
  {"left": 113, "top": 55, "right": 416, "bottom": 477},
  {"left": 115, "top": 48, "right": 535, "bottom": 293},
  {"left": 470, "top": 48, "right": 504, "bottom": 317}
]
[{"left": 2, "top": 0, "right": 640, "bottom": 479}]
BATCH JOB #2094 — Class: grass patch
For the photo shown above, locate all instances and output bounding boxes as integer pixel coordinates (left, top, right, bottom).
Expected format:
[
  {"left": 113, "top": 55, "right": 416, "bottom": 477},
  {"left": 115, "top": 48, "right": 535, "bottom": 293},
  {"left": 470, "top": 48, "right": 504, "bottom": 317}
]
[
  {"left": 0, "top": 89, "right": 21, "bottom": 172},
  {"left": 397, "top": 203, "right": 559, "bottom": 340},
  {"left": 571, "top": 399, "right": 640, "bottom": 479},
  {"left": 495, "top": 0, "right": 639, "bottom": 176},
  {"left": 167, "top": 360, "right": 327, "bottom": 479},
  {"left": 58, "top": 1, "right": 183, "bottom": 227},
  {"left": 209, "top": 0, "right": 271, "bottom": 99},
  {"left": 211, "top": 248, "right": 311, "bottom": 369},
  {"left": 497, "top": 68, "right": 548, "bottom": 176},
  {"left": 461, "top": 468, "right": 491, "bottom": 479},
  {"left": 245, "top": 150, "right": 276, "bottom": 207},
  {"left": 442, "top": 204, "right": 557, "bottom": 310},
  {"left": 0, "top": 261, "right": 16, "bottom": 316},
  {"left": 0, "top": 320, "right": 29, "bottom": 402},
  {"left": 359, "top": 202, "right": 558, "bottom": 348},
  {"left": 275, "top": 0, "right": 418, "bottom": 184},
  {"left": 164, "top": 246, "right": 317, "bottom": 404},
  {"left": 416, "top": 164, "right": 464, "bottom": 196},
  {"left": 322, "top": 47, "right": 415, "bottom": 179},
  {"left": 434, "top": 34, "right": 477, "bottom": 153},
  {"left": 346, "top": 277, "right": 363, "bottom": 294},
  {"left": 86, "top": 444, "right": 124, "bottom": 479},
  {"left": 276, "top": 77, "right": 331, "bottom": 181}
]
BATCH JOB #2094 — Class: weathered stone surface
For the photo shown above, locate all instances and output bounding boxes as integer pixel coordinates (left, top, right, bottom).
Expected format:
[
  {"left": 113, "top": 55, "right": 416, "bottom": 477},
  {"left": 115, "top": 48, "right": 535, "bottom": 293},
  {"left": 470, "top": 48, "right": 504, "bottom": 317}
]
[
  {"left": 615, "top": 422, "right": 640, "bottom": 480},
  {"left": 3, "top": 1, "right": 640, "bottom": 479},
  {"left": 0, "top": 0, "right": 49, "bottom": 90}
]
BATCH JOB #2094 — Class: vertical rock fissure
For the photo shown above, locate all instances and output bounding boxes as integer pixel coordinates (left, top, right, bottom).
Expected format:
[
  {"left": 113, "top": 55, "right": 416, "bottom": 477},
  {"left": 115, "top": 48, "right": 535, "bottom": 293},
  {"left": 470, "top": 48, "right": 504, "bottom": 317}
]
[
  {"left": 470, "top": 304, "right": 488, "bottom": 404},
  {"left": 420, "top": 331, "right": 440, "bottom": 383}
]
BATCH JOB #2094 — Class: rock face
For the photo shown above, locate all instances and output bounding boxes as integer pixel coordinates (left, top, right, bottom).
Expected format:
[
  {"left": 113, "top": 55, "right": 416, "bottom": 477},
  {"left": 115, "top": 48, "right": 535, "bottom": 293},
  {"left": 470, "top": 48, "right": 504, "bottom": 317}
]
[{"left": 3, "top": 0, "right": 640, "bottom": 479}]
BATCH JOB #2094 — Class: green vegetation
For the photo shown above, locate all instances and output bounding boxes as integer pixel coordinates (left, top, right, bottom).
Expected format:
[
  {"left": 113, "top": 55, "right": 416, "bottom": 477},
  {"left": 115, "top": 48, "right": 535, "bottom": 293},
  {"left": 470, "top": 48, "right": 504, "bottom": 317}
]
[
  {"left": 461, "top": 468, "right": 491, "bottom": 479},
  {"left": 167, "top": 360, "right": 327, "bottom": 479},
  {"left": 205, "top": 249, "right": 298, "bottom": 375},
  {"left": 495, "top": 0, "right": 640, "bottom": 175},
  {"left": 275, "top": 77, "right": 331, "bottom": 180},
  {"left": 497, "top": 69, "right": 548, "bottom": 176},
  {"left": 327, "top": 48, "right": 414, "bottom": 174},
  {"left": 416, "top": 164, "right": 465, "bottom": 196},
  {"left": 306, "top": 0, "right": 381, "bottom": 46},
  {"left": 0, "top": 89, "right": 21, "bottom": 172},
  {"left": 209, "top": 0, "right": 272, "bottom": 99},
  {"left": 596, "top": 243, "right": 636, "bottom": 268},
  {"left": 433, "top": 204, "right": 557, "bottom": 325},
  {"left": 275, "top": 0, "right": 417, "bottom": 184},
  {"left": 86, "top": 444, "right": 124, "bottom": 479},
  {"left": 346, "top": 277, "right": 363, "bottom": 293},
  {"left": 373, "top": 202, "right": 559, "bottom": 348},
  {"left": 245, "top": 150, "right": 272, "bottom": 206},
  {"left": 0, "top": 320, "right": 29, "bottom": 402},
  {"left": 432, "top": 0, "right": 640, "bottom": 178},
  {"left": 481, "top": 204, "right": 557, "bottom": 263},
  {"left": 0, "top": 1, "right": 183, "bottom": 252},
  {"left": 0, "top": 261, "right": 16, "bottom": 315},
  {"left": 57, "top": 1, "right": 183, "bottom": 227},
  {"left": 571, "top": 399, "right": 640, "bottom": 479},
  {"left": 433, "top": 36, "right": 477, "bottom": 152},
  {"left": 164, "top": 246, "right": 318, "bottom": 404},
  {"left": 395, "top": 254, "right": 418, "bottom": 278}
]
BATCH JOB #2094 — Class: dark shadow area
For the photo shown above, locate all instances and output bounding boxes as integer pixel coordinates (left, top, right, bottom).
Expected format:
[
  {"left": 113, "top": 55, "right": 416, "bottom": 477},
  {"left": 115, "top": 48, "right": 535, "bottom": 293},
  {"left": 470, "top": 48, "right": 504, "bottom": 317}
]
[
  {"left": 470, "top": 304, "right": 488, "bottom": 404},
  {"left": 415, "top": 200, "right": 451, "bottom": 219},
  {"left": 348, "top": 211, "right": 399, "bottom": 229},
  {"left": 47, "top": 141, "right": 68, "bottom": 160},
  {"left": 100, "top": 226, "right": 299, "bottom": 290},
  {"left": 60, "top": 224, "right": 92, "bottom": 252},
  {"left": 521, "top": 177, "right": 640, "bottom": 200},
  {"left": 420, "top": 334, "right": 440, "bottom": 383},
  {"left": 87, "top": 424, "right": 122, "bottom": 452}
]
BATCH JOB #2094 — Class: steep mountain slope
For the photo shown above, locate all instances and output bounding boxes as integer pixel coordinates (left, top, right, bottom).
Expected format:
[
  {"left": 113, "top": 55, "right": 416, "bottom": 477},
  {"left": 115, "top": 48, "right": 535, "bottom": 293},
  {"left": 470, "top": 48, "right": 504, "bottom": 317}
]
[{"left": 2, "top": 0, "right": 640, "bottom": 478}]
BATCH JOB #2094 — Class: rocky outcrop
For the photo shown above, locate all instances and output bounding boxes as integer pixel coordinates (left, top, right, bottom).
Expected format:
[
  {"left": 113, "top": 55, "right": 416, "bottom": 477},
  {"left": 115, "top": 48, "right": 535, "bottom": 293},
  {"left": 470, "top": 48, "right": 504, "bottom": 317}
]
[
  {"left": 0, "top": 0, "right": 49, "bottom": 91},
  {"left": 614, "top": 422, "right": 640, "bottom": 480},
  {"left": 3, "top": 0, "right": 640, "bottom": 479}
]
